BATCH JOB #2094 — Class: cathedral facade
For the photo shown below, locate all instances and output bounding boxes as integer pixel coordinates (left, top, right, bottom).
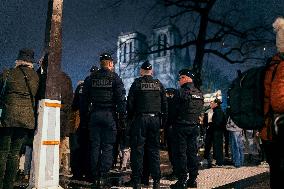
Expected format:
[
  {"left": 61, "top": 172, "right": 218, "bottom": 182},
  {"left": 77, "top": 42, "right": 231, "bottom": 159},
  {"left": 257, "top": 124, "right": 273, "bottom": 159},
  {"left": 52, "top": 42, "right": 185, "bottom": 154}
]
[{"left": 115, "top": 24, "right": 189, "bottom": 94}]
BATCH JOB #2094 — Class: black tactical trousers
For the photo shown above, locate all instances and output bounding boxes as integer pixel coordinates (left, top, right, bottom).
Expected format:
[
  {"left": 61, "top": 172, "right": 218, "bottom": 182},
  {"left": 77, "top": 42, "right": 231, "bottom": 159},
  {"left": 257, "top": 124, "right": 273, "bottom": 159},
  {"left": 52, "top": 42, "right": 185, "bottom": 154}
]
[
  {"left": 165, "top": 126, "right": 176, "bottom": 173},
  {"left": 71, "top": 125, "right": 91, "bottom": 178},
  {"left": 172, "top": 124, "right": 199, "bottom": 182},
  {"left": 130, "top": 115, "right": 161, "bottom": 183},
  {"left": 89, "top": 111, "right": 117, "bottom": 179},
  {"left": 0, "top": 127, "right": 28, "bottom": 189}
]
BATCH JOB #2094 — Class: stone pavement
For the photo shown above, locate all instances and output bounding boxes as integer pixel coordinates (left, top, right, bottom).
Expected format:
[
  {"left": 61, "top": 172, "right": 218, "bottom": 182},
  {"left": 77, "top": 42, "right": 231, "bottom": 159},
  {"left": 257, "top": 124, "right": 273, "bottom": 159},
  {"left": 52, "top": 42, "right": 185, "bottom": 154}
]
[
  {"left": 15, "top": 151, "right": 271, "bottom": 189},
  {"left": 56, "top": 164, "right": 269, "bottom": 189}
]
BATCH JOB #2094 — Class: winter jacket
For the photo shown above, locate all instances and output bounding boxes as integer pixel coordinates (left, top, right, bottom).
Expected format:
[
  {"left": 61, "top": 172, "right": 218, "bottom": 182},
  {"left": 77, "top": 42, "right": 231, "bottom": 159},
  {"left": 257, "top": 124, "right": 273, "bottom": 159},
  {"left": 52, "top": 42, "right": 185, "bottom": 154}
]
[
  {"left": 261, "top": 53, "right": 283, "bottom": 140},
  {"left": 212, "top": 106, "right": 226, "bottom": 131},
  {"left": 0, "top": 66, "right": 39, "bottom": 129},
  {"left": 59, "top": 71, "right": 73, "bottom": 137}
]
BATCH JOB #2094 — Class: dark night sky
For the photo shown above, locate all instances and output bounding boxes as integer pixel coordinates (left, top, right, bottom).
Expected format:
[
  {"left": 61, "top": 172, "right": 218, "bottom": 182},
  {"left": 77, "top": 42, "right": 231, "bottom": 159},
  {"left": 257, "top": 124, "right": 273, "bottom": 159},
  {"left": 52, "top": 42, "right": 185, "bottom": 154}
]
[{"left": 0, "top": 0, "right": 283, "bottom": 89}]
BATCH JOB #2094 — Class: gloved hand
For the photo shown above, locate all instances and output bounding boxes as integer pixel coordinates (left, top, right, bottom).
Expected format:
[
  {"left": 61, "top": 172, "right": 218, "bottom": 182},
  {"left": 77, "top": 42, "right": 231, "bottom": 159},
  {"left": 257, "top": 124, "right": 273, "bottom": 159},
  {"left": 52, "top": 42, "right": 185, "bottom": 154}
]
[
  {"left": 160, "top": 113, "right": 168, "bottom": 129},
  {"left": 117, "top": 113, "right": 127, "bottom": 131}
]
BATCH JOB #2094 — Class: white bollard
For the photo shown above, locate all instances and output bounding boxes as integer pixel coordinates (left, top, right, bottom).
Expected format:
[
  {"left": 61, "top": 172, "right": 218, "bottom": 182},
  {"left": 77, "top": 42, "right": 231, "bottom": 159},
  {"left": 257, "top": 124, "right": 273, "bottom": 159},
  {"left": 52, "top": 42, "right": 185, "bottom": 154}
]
[{"left": 27, "top": 99, "right": 63, "bottom": 189}]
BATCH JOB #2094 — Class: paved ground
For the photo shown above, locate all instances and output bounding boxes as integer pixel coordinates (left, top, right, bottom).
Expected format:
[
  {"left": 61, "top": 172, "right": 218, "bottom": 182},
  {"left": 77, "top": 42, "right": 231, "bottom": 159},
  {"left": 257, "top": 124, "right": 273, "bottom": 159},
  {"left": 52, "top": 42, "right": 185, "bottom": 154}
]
[
  {"left": 15, "top": 151, "right": 271, "bottom": 189},
  {"left": 59, "top": 153, "right": 270, "bottom": 189},
  {"left": 57, "top": 165, "right": 269, "bottom": 189}
]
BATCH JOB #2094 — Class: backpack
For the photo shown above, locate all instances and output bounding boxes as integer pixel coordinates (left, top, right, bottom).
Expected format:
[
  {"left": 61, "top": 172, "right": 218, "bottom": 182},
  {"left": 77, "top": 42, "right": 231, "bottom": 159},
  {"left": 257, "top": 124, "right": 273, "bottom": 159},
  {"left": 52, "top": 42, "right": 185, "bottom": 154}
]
[{"left": 227, "top": 66, "right": 267, "bottom": 130}]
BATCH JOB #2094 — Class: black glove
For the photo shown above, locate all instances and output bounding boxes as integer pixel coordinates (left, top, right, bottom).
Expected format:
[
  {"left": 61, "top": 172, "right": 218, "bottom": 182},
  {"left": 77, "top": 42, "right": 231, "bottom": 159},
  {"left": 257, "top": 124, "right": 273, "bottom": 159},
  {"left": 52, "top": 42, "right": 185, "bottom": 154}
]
[
  {"left": 117, "top": 113, "right": 127, "bottom": 131},
  {"left": 160, "top": 113, "right": 168, "bottom": 129}
]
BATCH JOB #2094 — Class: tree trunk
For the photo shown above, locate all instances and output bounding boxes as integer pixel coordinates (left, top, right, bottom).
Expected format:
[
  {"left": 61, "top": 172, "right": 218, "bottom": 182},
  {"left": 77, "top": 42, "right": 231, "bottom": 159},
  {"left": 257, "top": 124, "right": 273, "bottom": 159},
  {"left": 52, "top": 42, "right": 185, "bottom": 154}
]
[{"left": 193, "top": 10, "right": 209, "bottom": 88}]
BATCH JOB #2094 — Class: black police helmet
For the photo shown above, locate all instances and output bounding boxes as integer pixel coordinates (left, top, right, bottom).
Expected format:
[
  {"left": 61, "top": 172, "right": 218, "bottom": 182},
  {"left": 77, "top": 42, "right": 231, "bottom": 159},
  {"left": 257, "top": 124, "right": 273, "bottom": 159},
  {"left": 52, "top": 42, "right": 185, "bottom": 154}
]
[
  {"left": 141, "top": 61, "right": 152, "bottom": 70},
  {"left": 90, "top": 65, "right": 98, "bottom": 73},
  {"left": 99, "top": 52, "right": 113, "bottom": 61},
  {"left": 165, "top": 88, "right": 176, "bottom": 94},
  {"left": 178, "top": 68, "right": 195, "bottom": 79}
]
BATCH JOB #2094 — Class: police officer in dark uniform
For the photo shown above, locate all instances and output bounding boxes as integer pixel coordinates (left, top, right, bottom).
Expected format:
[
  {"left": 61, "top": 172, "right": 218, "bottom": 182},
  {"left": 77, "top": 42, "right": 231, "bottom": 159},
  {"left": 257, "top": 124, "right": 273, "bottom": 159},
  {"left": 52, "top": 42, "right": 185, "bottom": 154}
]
[
  {"left": 82, "top": 53, "right": 126, "bottom": 188},
  {"left": 71, "top": 65, "right": 98, "bottom": 180},
  {"left": 170, "top": 69, "right": 204, "bottom": 189},
  {"left": 127, "top": 61, "right": 167, "bottom": 189},
  {"left": 164, "top": 88, "right": 177, "bottom": 180}
]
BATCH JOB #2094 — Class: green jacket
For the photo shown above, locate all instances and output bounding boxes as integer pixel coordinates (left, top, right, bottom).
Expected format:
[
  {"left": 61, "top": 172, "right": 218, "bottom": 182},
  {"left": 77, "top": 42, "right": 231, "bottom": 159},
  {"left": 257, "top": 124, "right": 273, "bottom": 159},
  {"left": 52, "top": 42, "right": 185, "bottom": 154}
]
[{"left": 0, "top": 66, "right": 39, "bottom": 129}]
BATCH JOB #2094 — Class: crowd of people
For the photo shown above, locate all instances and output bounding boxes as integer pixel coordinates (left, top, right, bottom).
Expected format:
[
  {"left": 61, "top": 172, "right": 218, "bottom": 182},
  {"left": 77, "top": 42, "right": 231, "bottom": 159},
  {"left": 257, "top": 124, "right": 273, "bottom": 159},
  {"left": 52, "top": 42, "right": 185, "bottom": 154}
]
[{"left": 1, "top": 17, "right": 284, "bottom": 189}]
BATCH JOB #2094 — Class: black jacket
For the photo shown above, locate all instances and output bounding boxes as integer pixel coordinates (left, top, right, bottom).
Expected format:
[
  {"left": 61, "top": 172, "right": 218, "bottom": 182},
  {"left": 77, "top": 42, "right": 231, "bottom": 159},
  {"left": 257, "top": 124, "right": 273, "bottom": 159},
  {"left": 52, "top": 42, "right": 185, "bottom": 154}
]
[
  {"left": 173, "top": 82, "right": 204, "bottom": 125},
  {"left": 127, "top": 75, "right": 167, "bottom": 119},
  {"left": 82, "top": 68, "right": 126, "bottom": 115},
  {"left": 212, "top": 106, "right": 226, "bottom": 131}
]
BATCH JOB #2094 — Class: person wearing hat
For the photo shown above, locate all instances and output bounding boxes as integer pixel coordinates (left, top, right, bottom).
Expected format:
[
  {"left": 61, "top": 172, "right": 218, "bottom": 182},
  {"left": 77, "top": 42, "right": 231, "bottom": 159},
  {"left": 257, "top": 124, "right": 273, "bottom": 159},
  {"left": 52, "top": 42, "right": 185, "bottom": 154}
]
[
  {"left": 170, "top": 68, "right": 204, "bottom": 189},
  {"left": 0, "top": 48, "right": 39, "bottom": 189},
  {"left": 126, "top": 60, "right": 167, "bottom": 189},
  {"left": 260, "top": 17, "right": 284, "bottom": 189},
  {"left": 82, "top": 52, "right": 126, "bottom": 188},
  {"left": 209, "top": 98, "right": 226, "bottom": 167},
  {"left": 164, "top": 88, "right": 178, "bottom": 180}
]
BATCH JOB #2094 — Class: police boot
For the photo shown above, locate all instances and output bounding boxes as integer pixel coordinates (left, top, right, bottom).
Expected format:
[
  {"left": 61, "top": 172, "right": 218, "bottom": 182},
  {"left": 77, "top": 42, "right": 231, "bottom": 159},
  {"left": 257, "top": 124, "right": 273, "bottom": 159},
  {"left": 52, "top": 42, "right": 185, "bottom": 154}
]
[
  {"left": 141, "top": 177, "right": 149, "bottom": 187},
  {"left": 124, "top": 179, "right": 141, "bottom": 189},
  {"left": 153, "top": 180, "right": 160, "bottom": 189},
  {"left": 90, "top": 178, "right": 100, "bottom": 188},
  {"left": 187, "top": 180, "right": 197, "bottom": 188},
  {"left": 133, "top": 182, "right": 142, "bottom": 189},
  {"left": 100, "top": 176, "right": 112, "bottom": 189},
  {"left": 170, "top": 180, "right": 187, "bottom": 189},
  {"left": 91, "top": 177, "right": 108, "bottom": 189},
  {"left": 123, "top": 179, "right": 134, "bottom": 187},
  {"left": 166, "top": 172, "right": 178, "bottom": 181}
]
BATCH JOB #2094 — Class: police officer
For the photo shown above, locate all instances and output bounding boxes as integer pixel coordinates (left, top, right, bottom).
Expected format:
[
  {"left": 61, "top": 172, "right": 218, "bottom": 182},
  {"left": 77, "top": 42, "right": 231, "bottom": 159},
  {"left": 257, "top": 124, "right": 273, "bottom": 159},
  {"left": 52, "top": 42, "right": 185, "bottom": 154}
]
[
  {"left": 170, "top": 69, "right": 204, "bottom": 189},
  {"left": 165, "top": 88, "right": 177, "bottom": 180},
  {"left": 71, "top": 65, "right": 98, "bottom": 181},
  {"left": 82, "top": 53, "right": 126, "bottom": 188},
  {"left": 127, "top": 61, "right": 167, "bottom": 189}
]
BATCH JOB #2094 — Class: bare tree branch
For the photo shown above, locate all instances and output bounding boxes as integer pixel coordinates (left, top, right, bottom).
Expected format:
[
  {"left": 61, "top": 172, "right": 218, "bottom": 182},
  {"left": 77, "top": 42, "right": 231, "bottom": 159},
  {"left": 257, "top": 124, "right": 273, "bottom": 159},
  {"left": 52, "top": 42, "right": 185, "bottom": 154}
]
[{"left": 204, "top": 49, "right": 264, "bottom": 64}]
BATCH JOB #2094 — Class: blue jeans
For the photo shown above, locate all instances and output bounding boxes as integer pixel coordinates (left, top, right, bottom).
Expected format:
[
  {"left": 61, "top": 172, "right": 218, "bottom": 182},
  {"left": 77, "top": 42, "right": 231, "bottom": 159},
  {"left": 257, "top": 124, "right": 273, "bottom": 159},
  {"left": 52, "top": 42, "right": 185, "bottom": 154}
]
[{"left": 229, "top": 131, "right": 244, "bottom": 167}]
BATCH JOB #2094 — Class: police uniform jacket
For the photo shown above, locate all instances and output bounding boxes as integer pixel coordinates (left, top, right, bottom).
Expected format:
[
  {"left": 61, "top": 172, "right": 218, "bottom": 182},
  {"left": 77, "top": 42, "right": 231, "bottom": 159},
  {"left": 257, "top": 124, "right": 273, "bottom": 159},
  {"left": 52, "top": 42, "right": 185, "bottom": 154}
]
[
  {"left": 72, "top": 82, "right": 84, "bottom": 112},
  {"left": 166, "top": 91, "right": 177, "bottom": 127},
  {"left": 0, "top": 66, "right": 39, "bottom": 129},
  {"left": 173, "top": 82, "right": 204, "bottom": 125},
  {"left": 127, "top": 75, "right": 167, "bottom": 119},
  {"left": 72, "top": 81, "right": 90, "bottom": 129},
  {"left": 82, "top": 68, "right": 126, "bottom": 115}
]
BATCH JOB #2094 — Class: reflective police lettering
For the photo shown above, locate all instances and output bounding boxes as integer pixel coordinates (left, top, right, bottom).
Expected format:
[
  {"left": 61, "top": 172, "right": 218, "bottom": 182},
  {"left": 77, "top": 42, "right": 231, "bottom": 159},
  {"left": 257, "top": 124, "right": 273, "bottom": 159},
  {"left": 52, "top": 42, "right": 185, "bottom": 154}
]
[
  {"left": 141, "top": 82, "right": 160, "bottom": 90},
  {"left": 192, "top": 94, "right": 202, "bottom": 99},
  {"left": 92, "top": 79, "right": 112, "bottom": 87}
]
